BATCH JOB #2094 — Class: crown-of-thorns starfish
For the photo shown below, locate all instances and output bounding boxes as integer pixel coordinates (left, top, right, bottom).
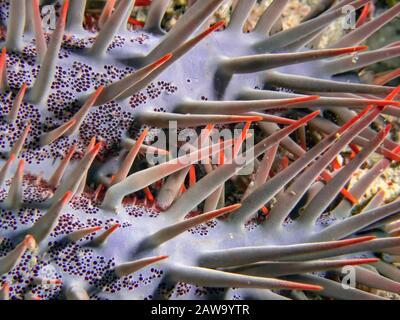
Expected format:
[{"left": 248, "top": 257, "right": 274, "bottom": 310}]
[{"left": 0, "top": 0, "right": 400, "bottom": 300}]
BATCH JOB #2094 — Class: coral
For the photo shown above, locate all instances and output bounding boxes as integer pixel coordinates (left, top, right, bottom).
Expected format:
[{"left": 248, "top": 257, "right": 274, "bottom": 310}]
[{"left": 0, "top": 0, "right": 400, "bottom": 301}]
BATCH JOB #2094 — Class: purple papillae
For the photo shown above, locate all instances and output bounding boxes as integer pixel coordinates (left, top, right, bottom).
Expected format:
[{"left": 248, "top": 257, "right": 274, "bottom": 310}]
[{"left": 0, "top": 0, "right": 400, "bottom": 300}]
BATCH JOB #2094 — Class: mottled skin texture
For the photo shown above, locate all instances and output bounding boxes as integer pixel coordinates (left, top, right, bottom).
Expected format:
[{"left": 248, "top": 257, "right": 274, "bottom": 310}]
[{"left": 0, "top": 0, "right": 400, "bottom": 300}]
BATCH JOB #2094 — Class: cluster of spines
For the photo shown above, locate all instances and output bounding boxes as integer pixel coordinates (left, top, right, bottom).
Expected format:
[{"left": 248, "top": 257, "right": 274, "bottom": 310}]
[{"left": 1, "top": 0, "right": 400, "bottom": 300}]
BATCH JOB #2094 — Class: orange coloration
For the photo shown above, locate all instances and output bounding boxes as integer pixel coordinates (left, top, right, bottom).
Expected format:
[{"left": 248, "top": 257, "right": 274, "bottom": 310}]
[
  {"left": 242, "top": 121, "right": 252, "bottom": 141},
  {"left": 128, "top": 18, "right": 145, "bottom": 27},
  {"left": 384, "top": 124, "right": 392, "bottom": 135},
  {"left": 279, "top": 156, "right": 289, "bottom": 171},
  {"left": 320, "top": 171, "right": 359, "bottom": 205},
  {"left": 286, "top": 95, "right": 320, "bottom": 104},
  {"left": 60, "top": 0, "right": 69, "bottom": 23},
  {"left": 0, "top": 47, "right": 6, "bottom": 66},
  {"left": 91, "top": 85, "right": 105, "bottom": 101},
  {"left": 17, "top": 159, "right": 25, "bottom": 175},
  {"left": 385, "top": 85, "right": 400, "bottom": 101},
  {"left": 339, "top": 258, "right": 379, "bottom": 266},
  {"left": 65, "top": 143, "right": 77, "bottom": 160},
  {"left": 332, "top": 45, "right": 369, "bottom": 55},
  {"left": 21, "top": 122, "right": 32, "bottom": 141},
  {"left": 206, "top": 204, "right": 242, "bottom": 218},
  {"left": 219, "top": 139, "right": 225, "bottom": 166},
  {"left": 286, "top": 283, "right": 322, "bottom": 291},
  {"left": 155, "top": 180, "right": 163, "bottom": 189},
  {"left": 99, "top": 0, "right": 116, "bottom": 26},
  {"left": 261, "top": 206, "right": 269, "bottom": 215},
  {"left": 93, "top": 142, "right": 103, "bottom": 154},
  {"left": 60, "top": 191, "right": 73, "bottom": 205},
  {"left": 106, "top": 223, "right": 121, "bottom": 234},
  {"left": 1, "top": 282, "right": 10, "bottom": 291},
  {"left": 135, "top": 0, "right": 152, "bottom": 6},
  {"left": 152, "top": 53, "right": 173, "bottom": 68},
  {"left": 331, "top": 156, "right": 342, "bottom": 170},
  {"left": 349, "top": 144, "right": 361, "bottom": 154},
  {"left": 356, "top": 2, "right": 371, "bottom": 28},
  {"left": 203, "top": 21, "right": 226, "bottom": 37},
  {"left": 233, "top": 121, "right": 252, "bottom": 157},
  {"left": 337, "top": 106, "right": 373, "bottom": 135},
  {"left": 334, "top": 236, "right": 376, "bottom": 247},
  {"left": 7, "top": 154, "right": 15, "bottom": 165},
  {"left": 143, "top": 187, "right": 155, "bottom": 202},
  {"left": 24, "top": 234, "right": 37, "bottom": 249},
  {"left": 229, "top": 115, "right": 262, "bottom": 123},
  {"left": 94, "top": 184, "right": 104, "bottom": 201}
]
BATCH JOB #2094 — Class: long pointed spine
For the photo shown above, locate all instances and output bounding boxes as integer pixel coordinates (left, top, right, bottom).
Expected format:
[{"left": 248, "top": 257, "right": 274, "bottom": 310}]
[
  {"left": 140, "top": 204, "right": 240, "bottom": 250},
  {"left": 29, "top": 0, "right": 69, "bottom": 104},
  {"left": 67, "top": 226, "right": 102, "bottom": 242},
  {"left": 4, "top": 160, "right": 24, "bottom": 209},
  {"left": 265, "top": 98, "right": 398, "bottom": 229},
  {"left": 164, "top": 112, "right": 320, "bottom": 220},
  {"left": 66, "top": 0, "right": 87, "bottom": 33},
  {"left": 220, "top": 46, "right": 367, "bottom": 74},
  {"left": 8, "top": 84, "right": 27, "bottom": 124},
  {"left": 198, "top": 236, "right": 375, "bottom": 268},
  {"left": 242, "top": 144, "right": 278, "bottom": 200},
  {"left": 323, "top": 46, "right": 400, "bottom": 75},
  {"left": 102, "top": 139, "right": 234, "bottom": 212},
  {"left": 6, "top": 0, "right": 26, "bottom": 51},
  {"left": 0, "top": 283, "right": 10, "bottom": 300},
  {"left": 114, "top": 256, "right": 168, "bottom": 277},
  {"left": 48, "top": 144, "right": 77, "bottom": 188},
  {"left": 286, "top": 274, "right": 385, "bottom": 300},
  {"left": 167, "top": 265, "right": 322, "bottom": 291},
  {"left": 65, "top": 284, "right": 89, "bottom": 300},
  {"left": 138, "top": 112, "right": 263, "bottom": 128},
  {"left": 144, "top": 0, "right": 171, "bottom": 34},
  {"left": 253, "top": 0, "right": 369, "bottom": 52},
  {"left": 90, "top": 223, "right": 120, "bottom": 246},
  {"left": 51, "top": 143, "right": 101, "bottom": 203},
  {"left": 112, "top": 128, "right": 149, "bottom": 185},
  {"left": 89, "top": 0, "right": 135, "bottom": 57},
  {"left": 228, "top": 0, "right": 256, "bottom": 33},
  {"left": 175, "top": 96, "right": 320, "bottom": 115},
  {"left": 98, "top": 0, "right": 117, "bottom": 29},
  {"left": 0, "top": 235, "right": 36, "bottom": 276},
  {"left": 254, "top": 0, "right": 289, "bottom": 35},
  {"left": 142, "top": 0, "right": 225, "bottom": 64},
  {"left": 0, "top": 48, "right": 8, "bottom": 91},
  {"left": 119, "top": 21, "right": 225, "bottom": 98},
  {"left": 40, "top": 119, "right": 76, "bottom": 147},
  {"left": 298, "top": 125, "right": 391, "bottom": 226},
  {"left": 351, "top": 266, "right": 400, "bottom": 294},
  {"left": 233, "top": 103, "right": 388, "bottom": 226},
  {"left": 261, "top": 72, "right": 393, "bottom": 96},
  {"left": 231, "top": 258, "right": 378, "bottom": 278},
  {"left": 156, "top": 125, "right": 215, "bottom": 210},
  {"left": 95, "top": 53, "right": 172, "bottom": 105}
]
